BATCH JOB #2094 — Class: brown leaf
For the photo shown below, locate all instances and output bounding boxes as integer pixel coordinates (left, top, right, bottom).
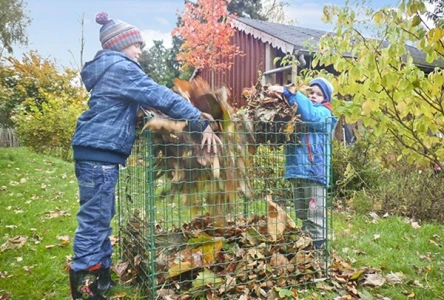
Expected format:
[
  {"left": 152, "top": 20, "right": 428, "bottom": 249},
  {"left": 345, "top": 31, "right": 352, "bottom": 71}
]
[
  {"left": 363, "top": 273, "right": 386, "bottom": 287},
  {"left": 269, "top": 253, "right": 290, "bottom": 276},
  {"left": 113, "top": 261, "right": 129, "bottom": 277},
  {"left": 266, "top": 195, "right": 296, "bottom": 242},
  {"left": 295, "top": 236, "right": 312, "bottom": 249},
  {"left": 1, "top": 235, "right": 27, "bottom": 252},
  {"left": 385, "top": 272, "right": 403, "bottom": 285},
  {"left": 429, "top": 239, "right": 440, "bottom": 247},
  {"left": 142, "top": 117, "right": 187, "bottom": 133}
]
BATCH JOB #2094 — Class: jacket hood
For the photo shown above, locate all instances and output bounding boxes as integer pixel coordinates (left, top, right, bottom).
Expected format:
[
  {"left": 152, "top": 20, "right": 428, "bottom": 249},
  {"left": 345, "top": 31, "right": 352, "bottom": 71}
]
[{"left": 81, "top": 50, "right": 135, "bottom": 91}]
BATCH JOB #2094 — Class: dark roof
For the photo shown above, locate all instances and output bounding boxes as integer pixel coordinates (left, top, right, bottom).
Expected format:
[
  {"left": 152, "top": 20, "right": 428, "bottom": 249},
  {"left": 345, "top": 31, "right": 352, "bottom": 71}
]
[
  {"left": 235, "top": 17, "right": 325, "bottom": 50},
  {"left": 234, "top": 17, "right": 444, "bottom": 70}
]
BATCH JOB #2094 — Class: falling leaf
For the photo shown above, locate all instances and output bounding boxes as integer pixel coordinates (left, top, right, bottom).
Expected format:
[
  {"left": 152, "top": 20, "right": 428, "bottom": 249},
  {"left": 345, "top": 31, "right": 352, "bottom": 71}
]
[{"left": 1, "top": 235, "right": 27, "bottom": 252}]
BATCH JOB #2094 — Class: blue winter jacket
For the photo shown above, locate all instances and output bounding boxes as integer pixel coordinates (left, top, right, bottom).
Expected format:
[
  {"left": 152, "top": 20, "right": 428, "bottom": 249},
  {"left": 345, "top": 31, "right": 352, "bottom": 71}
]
[
  {"left": 283, "top": 89, "right": 337, "bottom": 186},
  {"left": 71, "top": 50, "right": 207, "bottom": 165}
]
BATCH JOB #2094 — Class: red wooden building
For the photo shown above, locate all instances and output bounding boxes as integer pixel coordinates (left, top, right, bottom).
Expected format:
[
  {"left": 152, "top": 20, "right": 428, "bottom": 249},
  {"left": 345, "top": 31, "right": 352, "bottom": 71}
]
[{"left": 198, "top": 17, "right": 443, "bottom": 109}]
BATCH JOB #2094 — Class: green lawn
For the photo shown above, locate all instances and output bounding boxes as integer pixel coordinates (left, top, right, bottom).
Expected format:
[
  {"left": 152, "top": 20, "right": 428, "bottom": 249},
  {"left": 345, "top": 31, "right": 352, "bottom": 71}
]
[{"left": 0, "top": 147, "right": 443, "bottom": 299}]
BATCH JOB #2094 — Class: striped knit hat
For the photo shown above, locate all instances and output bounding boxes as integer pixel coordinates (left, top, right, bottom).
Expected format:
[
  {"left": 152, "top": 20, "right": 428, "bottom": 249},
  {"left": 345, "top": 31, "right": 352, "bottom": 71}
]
[{"left": 95, "top": 12, "right": 144, "bottom": 51}]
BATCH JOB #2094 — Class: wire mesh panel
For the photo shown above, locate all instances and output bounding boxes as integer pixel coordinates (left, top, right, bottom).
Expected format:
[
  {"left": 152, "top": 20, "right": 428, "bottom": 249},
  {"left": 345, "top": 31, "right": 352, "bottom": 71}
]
[{"left": 117, "top": 119, "right": 333, "bottom": 299}]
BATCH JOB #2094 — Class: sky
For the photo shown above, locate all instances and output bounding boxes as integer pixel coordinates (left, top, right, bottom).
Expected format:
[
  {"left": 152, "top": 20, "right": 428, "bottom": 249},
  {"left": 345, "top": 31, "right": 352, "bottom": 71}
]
[{"left": 12, "top": 0, "right": 401, "bottom": 69}]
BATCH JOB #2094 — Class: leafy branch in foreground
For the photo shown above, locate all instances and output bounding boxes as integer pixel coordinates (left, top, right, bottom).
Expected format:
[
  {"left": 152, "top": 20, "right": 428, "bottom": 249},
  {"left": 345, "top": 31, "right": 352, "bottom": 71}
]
[{"left": 314, "top": 0, "right": 444, "bottom": 168}]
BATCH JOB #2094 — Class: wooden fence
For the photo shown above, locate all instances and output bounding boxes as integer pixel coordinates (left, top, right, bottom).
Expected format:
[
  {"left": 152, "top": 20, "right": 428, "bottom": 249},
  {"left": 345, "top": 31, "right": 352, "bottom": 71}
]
[{"left": 0, "top": 127, "right": 20, "bottom": 147}]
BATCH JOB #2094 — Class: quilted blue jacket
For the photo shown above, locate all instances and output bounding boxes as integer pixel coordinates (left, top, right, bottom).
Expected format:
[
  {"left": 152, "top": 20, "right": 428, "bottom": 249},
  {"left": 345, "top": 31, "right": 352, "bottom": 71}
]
[
  {"left": 283, "top": 89, "right": 338, "bottom": 186},
  {"left": 72, "top": 50, "right": 207, "bottom": 165}
]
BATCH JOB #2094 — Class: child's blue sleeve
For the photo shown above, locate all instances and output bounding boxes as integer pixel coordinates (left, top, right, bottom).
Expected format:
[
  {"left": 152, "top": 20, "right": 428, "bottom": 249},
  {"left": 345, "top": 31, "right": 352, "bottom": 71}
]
[
  {"left": 283, "top": 88, "right": 333, "bottom": 127},
  {"left": 122, "top": 63, "right": 209, "bottom": 133}
]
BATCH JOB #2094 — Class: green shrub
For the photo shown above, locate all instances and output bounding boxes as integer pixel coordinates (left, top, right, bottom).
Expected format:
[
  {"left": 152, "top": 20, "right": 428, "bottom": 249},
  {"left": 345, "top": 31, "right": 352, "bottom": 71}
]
[
  {"left": 331, "top": 138, "right": 383, "bottom": 203},
  {"left": 378, "top": 162, "right": 444, "bottom": 222},
  {"left": 0, "top": 52, "right": 83, "bottom": 127},
  {"left": 11, "top": 91, "right": 86, "bottom": 161},
  {"left": 332, "top": 135, "right": 444, "bottom": 222}
]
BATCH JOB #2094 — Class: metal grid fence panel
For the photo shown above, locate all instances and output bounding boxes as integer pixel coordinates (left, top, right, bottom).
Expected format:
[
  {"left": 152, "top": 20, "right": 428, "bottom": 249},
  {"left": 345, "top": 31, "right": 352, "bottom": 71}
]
[{"left": 117, "top": 119, "right": 333, "bottom": 299}]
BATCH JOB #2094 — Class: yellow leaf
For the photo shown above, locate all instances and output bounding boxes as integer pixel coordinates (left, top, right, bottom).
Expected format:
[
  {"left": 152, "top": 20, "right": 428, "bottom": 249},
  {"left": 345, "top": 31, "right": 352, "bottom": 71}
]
[
  {"left": 373, "top": 11, "right": 383, "bottom": 24},
  {"left": 167, "top": 260, "right": 194, "bottom": 278},
  {"left": 362, "top": 100, "right": 372, "bottom": 115},
  {"left": 350, "top": 268, "right": 366, "bottom": 281},
  {"left": 189, "top": 232, "right": 223, "bottom": 266}
]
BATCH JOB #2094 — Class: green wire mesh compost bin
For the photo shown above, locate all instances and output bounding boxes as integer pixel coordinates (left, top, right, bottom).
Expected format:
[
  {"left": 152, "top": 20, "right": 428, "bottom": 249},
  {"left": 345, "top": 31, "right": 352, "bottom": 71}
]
[{"left": 117, "top": 118, "right": 334, "bottom": 299}]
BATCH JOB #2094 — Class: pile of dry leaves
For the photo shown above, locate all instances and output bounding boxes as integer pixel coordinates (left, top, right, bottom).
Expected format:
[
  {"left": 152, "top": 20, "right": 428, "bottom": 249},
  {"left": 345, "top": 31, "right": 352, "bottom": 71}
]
[
  {"left": 114, "top": 199, "right": 388, "bottom": 300},
  {"left": 116, "top": 198, "right": 324, "bottom": 299},
  {"left": 235, "top": 82, "right": 300, "bottom": 148}
]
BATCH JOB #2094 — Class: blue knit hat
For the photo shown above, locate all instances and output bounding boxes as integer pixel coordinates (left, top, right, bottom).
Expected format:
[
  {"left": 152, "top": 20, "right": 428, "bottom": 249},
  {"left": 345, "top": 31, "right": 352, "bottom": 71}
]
[
  {"left": 95, "top": 12, "right": 144, "bottom": 51},
  {"left": 309, "top": 77, "right": 334, "bottom": 102}
]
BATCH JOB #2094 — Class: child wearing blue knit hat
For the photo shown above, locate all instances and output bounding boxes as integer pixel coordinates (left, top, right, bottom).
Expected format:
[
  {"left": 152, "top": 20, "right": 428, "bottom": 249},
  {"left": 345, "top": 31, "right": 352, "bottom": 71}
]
[
  {"left": 269, "top": 77, "right": 337, "bottom": 250},
  {"left": 68, "top": 12, "right": 222, "bottom": 299}
]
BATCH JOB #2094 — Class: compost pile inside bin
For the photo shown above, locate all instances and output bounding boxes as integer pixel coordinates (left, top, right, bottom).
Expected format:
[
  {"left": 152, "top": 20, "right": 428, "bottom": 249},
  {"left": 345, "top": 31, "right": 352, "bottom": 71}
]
[{"left": 117, "top": 198, "right": 327, "bottom": 299}]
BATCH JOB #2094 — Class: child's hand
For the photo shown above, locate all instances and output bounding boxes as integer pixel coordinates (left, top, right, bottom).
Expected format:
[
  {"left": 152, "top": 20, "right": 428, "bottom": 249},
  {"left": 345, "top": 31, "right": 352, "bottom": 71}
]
[{"left": 201, "top": 125, "right": 223, "bottom": 154}]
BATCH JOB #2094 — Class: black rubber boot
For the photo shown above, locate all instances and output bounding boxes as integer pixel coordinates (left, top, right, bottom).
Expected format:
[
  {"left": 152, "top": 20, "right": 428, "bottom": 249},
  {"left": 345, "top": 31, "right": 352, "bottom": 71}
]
[
  {"left": 69, "top": 264, "right": 106, "bottom": 299},
  {"left": 98, "top": 267, "right": 117, "bottom": 294}
]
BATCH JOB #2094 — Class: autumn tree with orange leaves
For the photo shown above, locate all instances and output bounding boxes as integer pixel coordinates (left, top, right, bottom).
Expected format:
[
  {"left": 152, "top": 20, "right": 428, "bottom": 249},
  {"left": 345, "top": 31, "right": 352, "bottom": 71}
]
[{"left": 172, "top": 0, "right": 243, "bottom": 88}]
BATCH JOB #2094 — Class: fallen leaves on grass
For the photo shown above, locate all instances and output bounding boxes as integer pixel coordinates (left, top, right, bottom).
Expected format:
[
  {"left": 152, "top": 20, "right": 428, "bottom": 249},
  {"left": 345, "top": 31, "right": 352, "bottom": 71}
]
[
  {"left": 43, "top": 210, "right": 71, "bottom": 219},
  {"left": 0, "top": 235, "right": 27, "bottom": 252}
]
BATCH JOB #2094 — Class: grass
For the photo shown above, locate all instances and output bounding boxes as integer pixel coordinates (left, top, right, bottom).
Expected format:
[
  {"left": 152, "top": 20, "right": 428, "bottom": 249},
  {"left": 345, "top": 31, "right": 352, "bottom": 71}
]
[
  {"left": 0, "top": 147, "right": 443, "bottom": 299},
  {"left": 0, "top": 147, "right": 78, "bottom": 299},
  {"left": 332, "top": 213, "right": 444, "bottom": 299}
]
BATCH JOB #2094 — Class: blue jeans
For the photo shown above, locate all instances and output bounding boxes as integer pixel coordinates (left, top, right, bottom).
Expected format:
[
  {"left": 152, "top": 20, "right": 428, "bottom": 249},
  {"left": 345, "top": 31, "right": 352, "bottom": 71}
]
[{"left": 71, "top": 161, "right": 119, "bottom": 272}]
